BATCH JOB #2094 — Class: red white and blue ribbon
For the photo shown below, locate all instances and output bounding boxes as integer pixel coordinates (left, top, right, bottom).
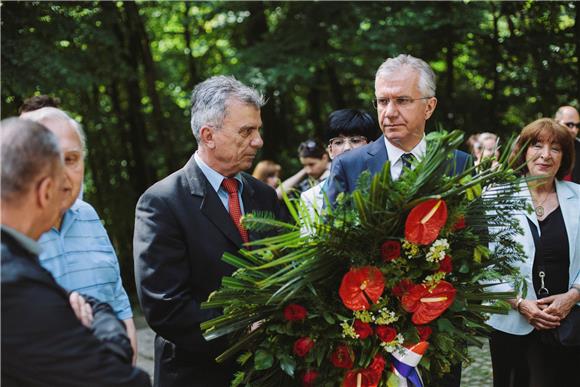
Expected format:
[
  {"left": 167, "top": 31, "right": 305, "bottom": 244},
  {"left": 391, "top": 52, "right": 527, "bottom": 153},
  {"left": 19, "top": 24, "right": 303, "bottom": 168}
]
[{"left": 389, "top": 342, "right": 429, "bottom": 387}]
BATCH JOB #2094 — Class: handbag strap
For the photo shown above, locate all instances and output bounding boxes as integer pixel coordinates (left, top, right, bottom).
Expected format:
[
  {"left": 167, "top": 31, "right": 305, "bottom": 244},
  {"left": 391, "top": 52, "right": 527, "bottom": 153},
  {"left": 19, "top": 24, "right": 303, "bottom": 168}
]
[{"left": 527, "top": 218, "right": 549, "bottom": 296}]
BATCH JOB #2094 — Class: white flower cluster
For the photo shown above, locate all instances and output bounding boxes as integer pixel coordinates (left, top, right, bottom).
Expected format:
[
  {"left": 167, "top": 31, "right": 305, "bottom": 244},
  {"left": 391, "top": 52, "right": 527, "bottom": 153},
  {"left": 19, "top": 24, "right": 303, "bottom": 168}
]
[
  {"left": 375, "top": 308, "right": 399, "bottom": 325},
  {"left": 426, "top": 238, "right": 449, "bottom": 262},
  {"left": 380, "top": 333, "right": 405, "bottom": 353}
]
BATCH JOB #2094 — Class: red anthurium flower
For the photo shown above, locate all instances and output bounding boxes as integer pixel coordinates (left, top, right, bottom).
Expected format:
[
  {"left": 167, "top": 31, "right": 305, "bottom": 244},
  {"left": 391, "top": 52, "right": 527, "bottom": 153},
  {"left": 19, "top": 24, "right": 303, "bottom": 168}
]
[
  {"left": 339, "top": 266, "right": 384, "bottom": 311},
  {"left": 331, "top": 345, "right": 354, "bottom": 369},
  {"left": 438, "top": 255, "right": 453, "bottom": 273},
  {"left": 284, "top": 304, "right": 308, "bottom": 321},
  {"left": 375, "top": 326, "right": 397, "bottom": 343},
  {"left": 452, "top": 215, "right": 466, "bottom": 231},
  {"left": 392, "top": 279, "right": 414, "bottom": 298},
  {"left": 415, "top": 325, "right": 433, "bottom": 341},
  {"left": 401, "top": 281, "right": 456, "bottom": 325},
  {"left": 353, "top": 319, "right": 373, "bottom": 339},
  {"left": 303, "top": 370, "right": 319, "bottom": 386},
  {"left": 380, "top": 240, "right": 401, "bottom": 262},
  {"left": 293, "top": 337, "right": 315, "bottom": 357},
  {"left": 405, "top": 199, "right": 448, "bottom": 245}
]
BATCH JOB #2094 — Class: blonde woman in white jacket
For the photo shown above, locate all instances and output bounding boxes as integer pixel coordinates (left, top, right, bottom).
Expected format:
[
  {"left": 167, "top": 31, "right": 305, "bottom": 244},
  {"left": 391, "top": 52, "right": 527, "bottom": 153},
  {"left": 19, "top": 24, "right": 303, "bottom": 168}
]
[{"left": 487, "top": 118, "right": 580, "bottom": 387}]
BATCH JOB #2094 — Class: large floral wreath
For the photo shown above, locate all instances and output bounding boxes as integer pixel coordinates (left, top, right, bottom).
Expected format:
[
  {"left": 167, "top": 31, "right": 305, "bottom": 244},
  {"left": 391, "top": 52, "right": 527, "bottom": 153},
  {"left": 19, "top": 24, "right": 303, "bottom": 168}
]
[{"left": 202, "top": 131, "right": 527, "bottom": 386}]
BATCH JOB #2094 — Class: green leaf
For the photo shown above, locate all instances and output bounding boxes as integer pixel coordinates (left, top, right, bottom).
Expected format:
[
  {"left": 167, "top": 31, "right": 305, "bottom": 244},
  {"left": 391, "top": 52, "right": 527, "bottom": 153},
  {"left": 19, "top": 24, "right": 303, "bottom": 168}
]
[
  {"left": 254, "top": 350, "right": 274, "bottom": 370},
  {"left": 278, "top": 354, "right": 296, "bottom": 377},
  {"left": 322, "top": 311, "right": 335, "bottom": 324}
]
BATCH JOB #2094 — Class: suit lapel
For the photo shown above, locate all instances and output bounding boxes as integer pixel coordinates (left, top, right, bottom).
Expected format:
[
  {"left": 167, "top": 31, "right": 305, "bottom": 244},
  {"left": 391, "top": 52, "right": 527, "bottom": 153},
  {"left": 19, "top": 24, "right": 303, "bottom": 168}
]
[
  {"left": 184, "top": 156, "right": 243, "bottom": 247},
  {"left": 366, "top": 137, "right": 388, "bottom": 176}
]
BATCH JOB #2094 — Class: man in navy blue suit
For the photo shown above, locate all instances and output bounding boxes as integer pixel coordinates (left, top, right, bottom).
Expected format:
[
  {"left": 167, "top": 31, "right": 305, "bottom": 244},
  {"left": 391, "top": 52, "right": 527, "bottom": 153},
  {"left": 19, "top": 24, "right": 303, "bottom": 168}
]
[
  {"left": 326, "top": 54, "right": 468, "bottom": 387},
  {"left": 326, "top": 54, "right": 470, "bottom": 205}
]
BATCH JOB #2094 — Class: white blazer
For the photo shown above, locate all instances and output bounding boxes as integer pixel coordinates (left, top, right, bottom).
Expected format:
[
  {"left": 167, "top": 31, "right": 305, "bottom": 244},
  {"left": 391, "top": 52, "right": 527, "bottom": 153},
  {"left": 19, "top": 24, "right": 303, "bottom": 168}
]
[{"left": 487, "top": 179, "right": 580, "bottom": 335}]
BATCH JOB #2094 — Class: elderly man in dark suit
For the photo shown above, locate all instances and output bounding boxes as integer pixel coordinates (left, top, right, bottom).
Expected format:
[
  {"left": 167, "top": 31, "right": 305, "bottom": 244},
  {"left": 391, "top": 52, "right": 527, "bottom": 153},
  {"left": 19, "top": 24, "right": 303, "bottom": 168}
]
[
  {"left": 134, "top": 76, "right": 281, "bottom": 387},
  {"left": 326, "top": 54, "right": 469, "bottom": 386},
  {"left": 555, "top": 105, "right": 580, "bottom": 183}
]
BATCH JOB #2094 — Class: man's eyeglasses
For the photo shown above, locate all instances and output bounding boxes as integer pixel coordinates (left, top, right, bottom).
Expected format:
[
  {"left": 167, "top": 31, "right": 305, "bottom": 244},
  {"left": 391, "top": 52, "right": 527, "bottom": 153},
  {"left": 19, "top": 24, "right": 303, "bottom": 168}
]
[
  {"left": 563, "top": 122, "right": 580, "bottom": 129},
  {"left": 372, "top": 96, "right": 433, "bottom": 110},
  {"left": 329, "top": 135, "right": 367, "bottom": 148}
]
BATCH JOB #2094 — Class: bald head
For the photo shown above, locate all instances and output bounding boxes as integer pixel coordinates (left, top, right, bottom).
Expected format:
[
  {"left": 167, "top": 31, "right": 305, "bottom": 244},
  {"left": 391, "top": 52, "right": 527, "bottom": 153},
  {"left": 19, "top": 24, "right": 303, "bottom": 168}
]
[
  {"left": 20, "top": 107, "right": 85, "bottom": 211},
  {"left": 554, "top": 105, "right": 579, "bottom": 137}
]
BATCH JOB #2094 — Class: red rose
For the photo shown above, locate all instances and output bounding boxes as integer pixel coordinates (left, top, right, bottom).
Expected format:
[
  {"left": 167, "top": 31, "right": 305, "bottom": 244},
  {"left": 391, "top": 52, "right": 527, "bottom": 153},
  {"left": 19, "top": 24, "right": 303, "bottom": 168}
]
[
  {"left": 284, "top": 304, "right": 308, "bottom": 321},
  {"left": 392, "top": 279, "right": 414, "bottom": 298},
  {"left": 302, "top": 370, "right": 319, "bottom": 386},
  {"left": 438, "top": 255, "right": 453, "bottom": 273},
  {"left": 405, "top": 199, "right": 448, "bottom": 245},
  {"left": 353, "top": 319, "right": 373, "bottom": 339},
  {"left": 416, "top": 325, "right": 432, "bottom": 341},
  {"left": 368, "top": 354, "right": 386, "bottom": 375},
  {"left": 331, "top": 345, "right": 354, "bottom": 369},
  {"left": 339, "top": 266, "right": 385, "bottom": 311},
  {"left": 375, "top": 326, "right": 397, "bottom": 343},
  {"left": 342, "top": 369, "right": 381, "bottom": 387},
  {"left": 293, "top": 337, "right": 315, "bottom": 357},
  {"left": 452, "top": 215, "right": 466, "bottom": 231},
  {"left": 380, "top": 240, "right": 401, "bottom": 262}
]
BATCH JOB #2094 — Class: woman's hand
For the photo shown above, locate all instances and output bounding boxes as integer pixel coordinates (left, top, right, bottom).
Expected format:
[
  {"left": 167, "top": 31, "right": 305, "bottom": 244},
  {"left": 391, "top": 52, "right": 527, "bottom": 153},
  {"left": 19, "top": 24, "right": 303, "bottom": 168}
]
[
  {"left": 537, "top": 289, "right": 580, "bottom": 320},
  {"left": 518, "top": 299, "right": 561, "bottom": 330}
]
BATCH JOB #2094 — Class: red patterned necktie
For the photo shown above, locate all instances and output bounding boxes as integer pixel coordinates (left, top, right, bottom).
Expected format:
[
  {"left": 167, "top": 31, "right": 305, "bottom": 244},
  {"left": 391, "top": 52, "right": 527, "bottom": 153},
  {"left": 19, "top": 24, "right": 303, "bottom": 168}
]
[{"left": 221, "top": 178, "right": 249, "bottom": 243}]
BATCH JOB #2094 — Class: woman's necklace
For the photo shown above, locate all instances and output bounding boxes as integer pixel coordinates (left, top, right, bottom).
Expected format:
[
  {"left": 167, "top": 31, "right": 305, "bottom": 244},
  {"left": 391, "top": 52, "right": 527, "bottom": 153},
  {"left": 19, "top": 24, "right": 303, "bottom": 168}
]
[{"left": 532, "top": 190, "right": 553, "bottom": 218}]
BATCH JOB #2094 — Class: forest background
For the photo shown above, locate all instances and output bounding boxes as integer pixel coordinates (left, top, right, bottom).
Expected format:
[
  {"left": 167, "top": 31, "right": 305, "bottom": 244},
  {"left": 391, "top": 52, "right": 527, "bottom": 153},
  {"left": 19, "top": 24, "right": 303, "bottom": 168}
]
[{"left": 2, "top": 1, "right": 579, "bottom": 300}]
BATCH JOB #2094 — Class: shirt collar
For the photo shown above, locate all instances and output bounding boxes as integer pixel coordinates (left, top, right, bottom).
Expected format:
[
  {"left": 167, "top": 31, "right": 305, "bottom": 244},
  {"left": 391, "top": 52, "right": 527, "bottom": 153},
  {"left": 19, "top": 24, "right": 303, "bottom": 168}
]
[
  {"left": 1, "top": 225, "right": 42, "bottom": 256},
  {"left": 383, "top": 136, "right": 427, "bottom": 164},
  {"left": 194, "top": 152, "right": 244, "bottom": 194}
]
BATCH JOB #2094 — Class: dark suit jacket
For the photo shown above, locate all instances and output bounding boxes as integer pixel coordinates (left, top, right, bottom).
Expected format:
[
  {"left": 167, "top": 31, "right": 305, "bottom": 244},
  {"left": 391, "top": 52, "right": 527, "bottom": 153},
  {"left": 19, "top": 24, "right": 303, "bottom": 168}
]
[
  {"left": 133, "top": 156, "right": 281, "bottom": 387},
  {"left": 326, "top": 136, "right": 471, "bottom": 204},
  {"left": 1, "top": 230, "right": 150, "bottom": 387}
]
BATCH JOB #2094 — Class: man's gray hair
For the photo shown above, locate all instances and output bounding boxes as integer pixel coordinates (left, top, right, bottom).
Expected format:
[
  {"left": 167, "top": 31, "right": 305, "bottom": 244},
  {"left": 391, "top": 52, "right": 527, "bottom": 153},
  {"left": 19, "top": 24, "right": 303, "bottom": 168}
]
[
  {"left": 20, "top": 107, "right": 86, "bottom": 154},
  {"left": 375, "top": 54, "right": 437, "bottom": 97},
  {"left": 1, "top": 118, "right": 62, "bottom": 202},
  {"left": 190, "top": 75, "right": 265, "bottom": 142}
]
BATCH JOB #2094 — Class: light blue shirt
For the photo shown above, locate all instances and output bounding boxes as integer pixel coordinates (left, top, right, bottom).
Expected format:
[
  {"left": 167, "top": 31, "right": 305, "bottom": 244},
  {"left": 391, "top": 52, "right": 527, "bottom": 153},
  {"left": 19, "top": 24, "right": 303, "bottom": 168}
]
[
  {"left": 38, "top": 199, "right": 132, "bottom": 320},
  {"left": 194, "top": 152, "right": 245, "bottom": 214}
]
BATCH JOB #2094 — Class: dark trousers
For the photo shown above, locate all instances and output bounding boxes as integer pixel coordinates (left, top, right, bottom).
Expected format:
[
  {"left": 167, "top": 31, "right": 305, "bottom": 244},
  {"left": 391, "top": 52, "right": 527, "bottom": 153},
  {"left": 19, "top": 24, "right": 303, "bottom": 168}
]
[{"left": 490, "top": 329, "right": 580, "bottom": 387}]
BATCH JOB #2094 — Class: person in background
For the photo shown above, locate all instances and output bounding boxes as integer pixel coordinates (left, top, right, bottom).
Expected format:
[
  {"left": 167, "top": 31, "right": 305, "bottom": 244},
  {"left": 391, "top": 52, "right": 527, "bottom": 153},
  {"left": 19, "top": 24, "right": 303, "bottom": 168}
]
[
  {"left": 487, "top": 118, "right": 580, "bottom": 387},
  {"left": 134, "top": 75, "right": 281, "bottom": 387},
  {"left": 476, "top": 132, "right": 500, "bottom": 170},
  {"left": 252, "top": 160, "right": 282, "bottom": 189},
  {"left": 466, "top": 133, "right": 483, "bottom": 162},
  {"left": 555, "top": 105, "right": 580, "bottom": 183},
  {"left": 301, "top": 109, "right": 377, "bottom": 217},
  {"left": 18, "top": 94, "right": 61, "bottom": 114},
  {"left": 296, "top": 138, "right": 331, "bottom": 193},
  {"left": 20, "top": 107, "right": 137, "bottom": 363},
  {"left": 1, "top": 118, "right": 150, "bottom": 386}
]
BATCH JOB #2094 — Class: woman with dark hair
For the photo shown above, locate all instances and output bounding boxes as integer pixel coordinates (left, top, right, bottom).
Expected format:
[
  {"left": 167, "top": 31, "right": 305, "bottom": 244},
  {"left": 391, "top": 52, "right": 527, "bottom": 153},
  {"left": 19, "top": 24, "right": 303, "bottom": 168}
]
[
  {"left": 252, "top": 160, "right": 282, "bottom": 189},
  {"left": 487, "top": 118, "right": 580, "bottom": 386}
]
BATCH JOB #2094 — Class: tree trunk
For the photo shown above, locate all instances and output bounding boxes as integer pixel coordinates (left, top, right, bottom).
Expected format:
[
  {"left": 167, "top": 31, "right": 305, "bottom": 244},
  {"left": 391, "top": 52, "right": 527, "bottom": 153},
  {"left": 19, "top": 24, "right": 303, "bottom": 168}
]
[{"left": 124, "top": 1, "right": 177, "bottom": 173}]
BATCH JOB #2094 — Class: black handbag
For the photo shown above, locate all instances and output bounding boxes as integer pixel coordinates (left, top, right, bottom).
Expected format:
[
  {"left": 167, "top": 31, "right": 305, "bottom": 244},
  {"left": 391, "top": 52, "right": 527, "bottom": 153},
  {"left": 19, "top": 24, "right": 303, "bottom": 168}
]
[{"left": 528, "top": 218, "right": 580, "bottom": 347}]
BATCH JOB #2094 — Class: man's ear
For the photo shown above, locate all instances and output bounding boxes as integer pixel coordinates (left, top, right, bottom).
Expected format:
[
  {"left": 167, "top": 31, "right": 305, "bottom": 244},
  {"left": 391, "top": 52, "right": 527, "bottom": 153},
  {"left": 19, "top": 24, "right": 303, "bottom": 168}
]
[
  {"left": 199, "top": 125, "right": 216, "bottom": 149},
  {"left": 36, "top": 176, "right": 54, "bottom": 210},
  {"left": 425, "top": 97, "right": 438, "bottom": 120}
]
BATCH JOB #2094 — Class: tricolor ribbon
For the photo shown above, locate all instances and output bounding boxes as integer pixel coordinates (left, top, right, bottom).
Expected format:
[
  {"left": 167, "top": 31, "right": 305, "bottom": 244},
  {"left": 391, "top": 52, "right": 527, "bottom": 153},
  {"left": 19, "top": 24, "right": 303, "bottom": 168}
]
[{"left": 389, "top": 342, "right": 429, "bottom": 387}]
